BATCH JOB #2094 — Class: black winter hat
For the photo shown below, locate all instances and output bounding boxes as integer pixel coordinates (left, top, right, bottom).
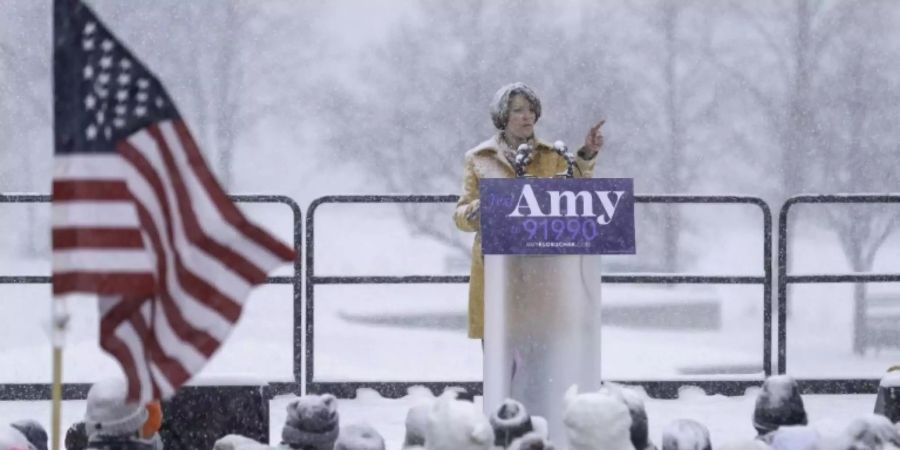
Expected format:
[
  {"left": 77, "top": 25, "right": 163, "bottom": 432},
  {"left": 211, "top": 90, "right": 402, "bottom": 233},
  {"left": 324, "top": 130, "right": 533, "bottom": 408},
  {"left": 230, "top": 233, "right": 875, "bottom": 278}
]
[
  {"left": 64, "top": 422, "right": 88, "bottom": 450},
  {"left": 753, "top": 375, "right": 808, "bottom": 436},
  {"left": 874, "top": 367, "right": 900, "bottom": 424},
  {"left": 490, "top": 399, "right": 534, "bottom": 448},
  {"left": 11, "top": 419, "right": 48, "bottom": 450}
]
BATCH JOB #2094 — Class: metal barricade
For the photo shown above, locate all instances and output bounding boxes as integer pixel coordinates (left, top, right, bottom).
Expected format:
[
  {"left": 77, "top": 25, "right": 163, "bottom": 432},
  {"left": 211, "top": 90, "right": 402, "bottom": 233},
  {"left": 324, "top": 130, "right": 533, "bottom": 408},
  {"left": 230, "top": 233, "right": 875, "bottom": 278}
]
[
  {"left": 305, "top": 194, "right": 773, "bottom": 398},
  {"left": 778, "top": 194, "right": 900, "bottom": 394}
]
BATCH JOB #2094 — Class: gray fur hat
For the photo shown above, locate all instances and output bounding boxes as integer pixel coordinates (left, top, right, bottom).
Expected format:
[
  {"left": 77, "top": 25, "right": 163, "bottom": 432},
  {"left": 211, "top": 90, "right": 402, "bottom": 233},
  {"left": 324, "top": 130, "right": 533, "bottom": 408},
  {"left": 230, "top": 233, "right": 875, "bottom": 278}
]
[
  {"left": 490, "top": 82, "right": 542, "bottom": 130},
  {"left": 282, "top": 394, "right": 340, "bottom": 450}
]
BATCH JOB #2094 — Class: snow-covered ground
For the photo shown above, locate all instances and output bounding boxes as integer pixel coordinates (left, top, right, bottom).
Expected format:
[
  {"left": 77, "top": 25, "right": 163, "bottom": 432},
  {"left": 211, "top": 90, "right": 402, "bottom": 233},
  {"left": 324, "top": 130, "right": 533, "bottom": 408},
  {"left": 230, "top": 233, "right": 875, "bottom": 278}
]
[{"left": 1, "top": 198, "right": 899, "bottom": 446}]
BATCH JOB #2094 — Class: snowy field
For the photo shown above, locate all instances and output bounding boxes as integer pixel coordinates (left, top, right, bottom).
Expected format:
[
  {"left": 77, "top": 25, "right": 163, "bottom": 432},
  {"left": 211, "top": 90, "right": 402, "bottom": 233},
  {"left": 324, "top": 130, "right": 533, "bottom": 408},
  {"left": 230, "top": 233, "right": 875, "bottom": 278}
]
[{"left": 1, "top": 198, "right": 899, "bottom": 446}]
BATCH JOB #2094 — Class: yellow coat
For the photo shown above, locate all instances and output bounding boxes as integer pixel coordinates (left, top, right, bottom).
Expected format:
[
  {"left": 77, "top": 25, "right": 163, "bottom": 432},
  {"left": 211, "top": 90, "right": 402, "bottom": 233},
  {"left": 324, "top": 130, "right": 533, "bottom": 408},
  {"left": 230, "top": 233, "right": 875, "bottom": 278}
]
[{"left": 453, "top": 134, "right": 597, "bottom": 338}]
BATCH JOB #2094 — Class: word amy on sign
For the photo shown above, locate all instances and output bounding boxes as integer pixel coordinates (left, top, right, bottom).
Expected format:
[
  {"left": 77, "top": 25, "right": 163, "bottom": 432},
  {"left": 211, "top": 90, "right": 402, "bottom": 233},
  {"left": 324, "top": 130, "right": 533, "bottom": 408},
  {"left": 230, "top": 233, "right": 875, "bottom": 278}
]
[{"left": 503, "top": 184, "right": 626, "bottom": 225}]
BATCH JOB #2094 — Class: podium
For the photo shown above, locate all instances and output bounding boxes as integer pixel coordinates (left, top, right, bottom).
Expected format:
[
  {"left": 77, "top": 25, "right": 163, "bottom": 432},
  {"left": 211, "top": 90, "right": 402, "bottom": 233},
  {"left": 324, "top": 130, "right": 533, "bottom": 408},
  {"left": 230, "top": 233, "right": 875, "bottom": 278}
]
[{"left": 479, "top": 178, "right": 635, "bottom": 442}]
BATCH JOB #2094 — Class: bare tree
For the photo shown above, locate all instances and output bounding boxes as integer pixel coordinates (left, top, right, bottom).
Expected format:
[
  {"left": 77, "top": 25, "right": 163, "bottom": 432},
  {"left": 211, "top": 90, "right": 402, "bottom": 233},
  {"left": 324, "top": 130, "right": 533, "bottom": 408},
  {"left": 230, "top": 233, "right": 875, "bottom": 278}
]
[
  {"left": 610, "top": 0, "right": 721, "bottom": 272},
  {"left": 811, "top": 1, "right": 900, "bottom": 353}
]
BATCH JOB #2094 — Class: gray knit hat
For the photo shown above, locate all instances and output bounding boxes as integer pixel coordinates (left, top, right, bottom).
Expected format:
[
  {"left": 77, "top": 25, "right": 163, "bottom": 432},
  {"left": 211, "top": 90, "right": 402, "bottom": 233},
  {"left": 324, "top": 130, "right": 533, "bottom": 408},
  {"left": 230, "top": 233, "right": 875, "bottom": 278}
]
[
  {"left": 335, "top": 423, "right": 385, "bottom": 450},
  {"left": 282, "top": 394, "right": 339, "bottom": 450},
  {"left": 84, "top": 378, "right": 148, "bottom": 438}
]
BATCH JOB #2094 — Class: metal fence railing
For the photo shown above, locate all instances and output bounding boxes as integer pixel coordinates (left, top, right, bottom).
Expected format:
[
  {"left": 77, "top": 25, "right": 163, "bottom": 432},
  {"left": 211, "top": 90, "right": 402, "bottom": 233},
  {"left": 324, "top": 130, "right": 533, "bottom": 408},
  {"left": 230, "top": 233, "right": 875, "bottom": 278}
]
[
  {"left": 778, "top": 194, "right": 900, "bottom": 394},
  {"left": 305, "top": 194, "right": 772, "bottom": 399}
]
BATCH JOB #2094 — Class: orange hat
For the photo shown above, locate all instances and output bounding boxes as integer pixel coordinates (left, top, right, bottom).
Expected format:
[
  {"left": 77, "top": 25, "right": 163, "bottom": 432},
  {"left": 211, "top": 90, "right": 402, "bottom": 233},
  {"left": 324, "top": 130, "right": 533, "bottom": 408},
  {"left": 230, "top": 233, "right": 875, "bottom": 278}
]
[{"left": 141, "top": 400, "right": 163, "bottom": 438}]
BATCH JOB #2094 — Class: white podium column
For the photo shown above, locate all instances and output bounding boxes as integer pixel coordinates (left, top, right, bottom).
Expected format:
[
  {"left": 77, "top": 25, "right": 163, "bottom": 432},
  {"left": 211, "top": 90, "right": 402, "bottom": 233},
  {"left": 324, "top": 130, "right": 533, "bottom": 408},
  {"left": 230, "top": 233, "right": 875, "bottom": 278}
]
[{"left": 483, "top": 254, "right": 603, "bottom": 443}]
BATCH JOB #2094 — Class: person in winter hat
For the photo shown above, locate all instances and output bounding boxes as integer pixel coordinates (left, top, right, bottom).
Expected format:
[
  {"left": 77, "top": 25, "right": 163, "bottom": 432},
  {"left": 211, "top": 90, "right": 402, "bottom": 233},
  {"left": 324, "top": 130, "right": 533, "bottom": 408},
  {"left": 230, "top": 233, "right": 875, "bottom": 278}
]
[
  {"left": 875, "top": 366, "right": 900, "bottom": 424},
  {"left": 334, "top": 423, "right": 384, "bottom": 450},
  {"left": 617, "top": 386, "right": 657, "bottom": 450},
  {"left": 768, "top": 425, "right": 819, "bottom": 450},
  {"left": 753, "top": 375, "right": 808, "bottom": 442},
  {"left": 489, "top": 399, "right": 549, "bottom": 449},
  {"left": 82, "top": 378, "right": 161, "bottom": 450},
  {"left": 661, "top": 419, "right": 711, "bottom": 450},
  {"left": 9, "top": 421, "right": 47, "bottom": 450},
  {"left": 281, "top": 394, "right": 339, "bottom": 450},
  {"left": 453, "top": 81, "right": 606, "bottom": 340},
  {"left": 424, "top": 391, "right": 494, "bottom": 450},
  {"left": 562, "top": 385, "right": 636, "bottom": 450}
]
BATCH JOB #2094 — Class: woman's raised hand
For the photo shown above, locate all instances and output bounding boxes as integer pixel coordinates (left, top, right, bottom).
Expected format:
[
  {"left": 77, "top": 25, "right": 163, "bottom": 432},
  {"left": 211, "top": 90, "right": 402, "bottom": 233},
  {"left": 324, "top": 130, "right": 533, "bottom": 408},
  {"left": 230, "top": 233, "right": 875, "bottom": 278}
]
[{"left": 582, "top": 119, "right": 605, "bottom": 158}]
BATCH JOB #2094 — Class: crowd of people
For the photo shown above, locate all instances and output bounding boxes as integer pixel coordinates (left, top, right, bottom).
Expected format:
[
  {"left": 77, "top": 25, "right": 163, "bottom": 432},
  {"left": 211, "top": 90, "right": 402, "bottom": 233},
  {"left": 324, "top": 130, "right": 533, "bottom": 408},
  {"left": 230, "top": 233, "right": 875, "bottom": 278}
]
[{"left": 1, "top": 370, "right": 899, "bottom": 450}]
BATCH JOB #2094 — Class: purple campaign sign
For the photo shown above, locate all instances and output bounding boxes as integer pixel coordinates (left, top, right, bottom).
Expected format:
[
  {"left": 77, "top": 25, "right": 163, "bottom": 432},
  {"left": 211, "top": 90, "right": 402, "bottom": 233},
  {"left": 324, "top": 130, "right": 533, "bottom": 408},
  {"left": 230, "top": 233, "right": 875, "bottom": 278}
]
[{"left": 479, "top": 178, "right": 635, "bottom": 255}]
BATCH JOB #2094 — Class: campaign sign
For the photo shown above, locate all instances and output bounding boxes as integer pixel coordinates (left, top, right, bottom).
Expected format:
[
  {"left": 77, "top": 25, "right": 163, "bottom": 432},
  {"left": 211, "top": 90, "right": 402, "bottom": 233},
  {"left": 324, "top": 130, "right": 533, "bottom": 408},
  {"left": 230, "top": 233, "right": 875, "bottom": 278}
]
[{"left": 479, "top": 178, "right": 635, "bottom": 255}]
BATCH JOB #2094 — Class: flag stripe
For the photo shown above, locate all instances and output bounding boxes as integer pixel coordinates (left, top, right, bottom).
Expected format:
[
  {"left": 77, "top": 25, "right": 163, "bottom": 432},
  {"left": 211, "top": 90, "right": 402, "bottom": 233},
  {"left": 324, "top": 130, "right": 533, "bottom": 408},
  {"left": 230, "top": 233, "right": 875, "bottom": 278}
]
[
  {"left": 131, "top": 196, "right": 225, "bottom": 356},
  {"left": 53, "top": 179, "right": 131, "bottom": 201},
  {"left": 53, "top": 228, "right": 144, "bottom": 250},
  {"left": 53, "top": 228, "right": 145, "bottom": 248},
  {"left": 129, "top": 308, "right": 193, "bottom": 391},
  {"left": 99, "top": 296, "right": 149, "bottom": 401},
  {"left": 161, "top": 121, "right": 287, "bottom": 272},
  {"left": 173, "top": 120, "right": 295, "bottom": 261},
  {"left": 52, "top": 201, "right": 141, "bottom": 228},
  {"left": 145, "top": 124, "right": 267, "bottom": 283},
  {"left": 54, "top": 248, "right": 154, "bottom": 272},
  {"left": 120, "top": 138, "right": 244, "bottom": 321},
  {"left": 122, "top": 161, "right": 242, "bottom": 343},
  {"left": 52, "top": 272, "right": 155, "bottom": 296},
  {"left": 125, "top": 128, "right": 255, "bottom": 299}
]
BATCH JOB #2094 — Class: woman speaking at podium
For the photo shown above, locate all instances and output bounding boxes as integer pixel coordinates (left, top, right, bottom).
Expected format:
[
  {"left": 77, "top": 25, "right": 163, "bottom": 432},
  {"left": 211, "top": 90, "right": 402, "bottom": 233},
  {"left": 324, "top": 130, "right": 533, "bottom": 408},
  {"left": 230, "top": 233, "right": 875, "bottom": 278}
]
[{"left": 452, "top": 82, "right": 605, "bottom": 341}]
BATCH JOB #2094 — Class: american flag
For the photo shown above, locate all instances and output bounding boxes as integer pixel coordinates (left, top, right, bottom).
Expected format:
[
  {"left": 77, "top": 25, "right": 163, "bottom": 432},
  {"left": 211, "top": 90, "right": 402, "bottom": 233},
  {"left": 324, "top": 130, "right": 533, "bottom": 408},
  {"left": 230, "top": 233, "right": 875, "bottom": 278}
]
[{"left": 52, "top": 0, "right": 295, "bottom": 401}]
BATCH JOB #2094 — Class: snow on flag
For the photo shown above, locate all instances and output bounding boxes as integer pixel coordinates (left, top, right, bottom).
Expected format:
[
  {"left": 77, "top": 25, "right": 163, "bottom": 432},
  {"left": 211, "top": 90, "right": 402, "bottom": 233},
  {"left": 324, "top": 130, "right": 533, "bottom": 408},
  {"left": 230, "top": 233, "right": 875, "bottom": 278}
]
[{"left": 52, "top": 0, "right": 295, "bottom": 401}]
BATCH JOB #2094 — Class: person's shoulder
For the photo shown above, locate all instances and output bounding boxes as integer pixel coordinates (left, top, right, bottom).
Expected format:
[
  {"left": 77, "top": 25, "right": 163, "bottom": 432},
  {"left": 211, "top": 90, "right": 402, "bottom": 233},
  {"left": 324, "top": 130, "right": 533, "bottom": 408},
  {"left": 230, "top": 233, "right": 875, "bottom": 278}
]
[{"left": 464, "top": 136, "right": 500, "bottom": 160}]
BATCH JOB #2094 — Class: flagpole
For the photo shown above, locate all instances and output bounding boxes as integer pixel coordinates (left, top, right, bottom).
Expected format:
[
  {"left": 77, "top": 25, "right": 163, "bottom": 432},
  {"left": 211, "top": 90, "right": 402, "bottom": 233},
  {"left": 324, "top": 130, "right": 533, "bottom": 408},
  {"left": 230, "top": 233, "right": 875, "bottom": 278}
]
[{"left": 51, "top": 298, "right": 70, "bottom": 450}]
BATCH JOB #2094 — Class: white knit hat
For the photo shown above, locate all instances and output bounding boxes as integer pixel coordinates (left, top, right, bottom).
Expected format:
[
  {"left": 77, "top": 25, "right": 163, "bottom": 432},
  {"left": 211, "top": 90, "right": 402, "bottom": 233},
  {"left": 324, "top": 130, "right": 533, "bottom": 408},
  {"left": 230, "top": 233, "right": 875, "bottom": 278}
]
[{"left": 84, "top": 378, "right": 148, "bottom": 438}]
